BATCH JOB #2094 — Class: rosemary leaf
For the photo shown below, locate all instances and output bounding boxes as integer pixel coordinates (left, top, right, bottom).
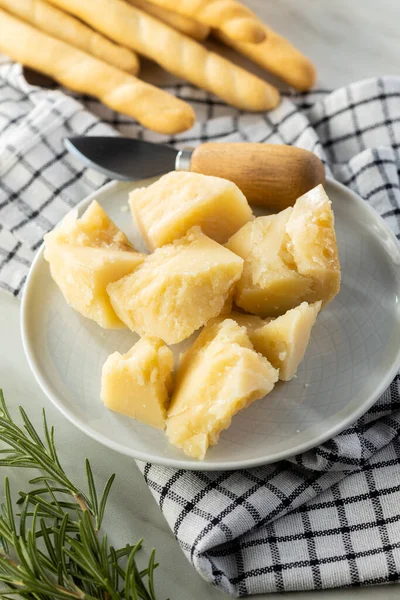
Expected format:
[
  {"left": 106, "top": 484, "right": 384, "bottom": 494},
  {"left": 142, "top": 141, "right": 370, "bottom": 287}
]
[{"left": 0, "top": 391, "right": 162, "bottom": 600}]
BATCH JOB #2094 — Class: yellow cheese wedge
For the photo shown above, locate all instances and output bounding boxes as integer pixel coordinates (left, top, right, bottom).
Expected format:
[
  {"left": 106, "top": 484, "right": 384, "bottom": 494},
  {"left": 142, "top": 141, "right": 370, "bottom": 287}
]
[
  {"left": 226, "top": 208, "right": 313, "bottom": 317},
  {"left": 44, "top": 201, "right": 144, "bottom": 328},
  {"left": 107, "top": 227, "right": 244, "bottom": 344},
  {"left": 166, "top": 319, "right": 279, "bottom": 459},
  {"left": 226, "top": 185, "right": 340, "bottom": 317},
  {"left": 282, "top": 184, "right": 341, "bottom": 306},
  {"left": 101, "top": 336, "right": 173, "bottom": 429},
  {"left": 50, "top": 200, "right": 134, "bottom": 250},
  {"left": 129, "top": 171, "right": 253, "bottom": 250},
  {"left": 251, "top": 301, "right": 321, "bottom": 381}
]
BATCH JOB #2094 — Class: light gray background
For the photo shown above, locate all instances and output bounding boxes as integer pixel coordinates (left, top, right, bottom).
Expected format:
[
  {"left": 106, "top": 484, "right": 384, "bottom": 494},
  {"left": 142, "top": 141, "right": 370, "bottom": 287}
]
[{"left": 1, "top": 1, "right": 400, "bottom": 597}]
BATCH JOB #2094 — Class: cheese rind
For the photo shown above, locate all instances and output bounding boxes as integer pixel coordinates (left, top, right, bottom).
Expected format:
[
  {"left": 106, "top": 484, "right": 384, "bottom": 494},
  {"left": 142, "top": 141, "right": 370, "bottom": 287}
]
[
  {"left": 226, "top": 185, "right": 340, "bottom": 317},
  {"left": 44, "top": 201, "right": 144, "bottom": 328},
  {"left": 101, "top": 335, "right": 173, "bottom": 429},
  {"left": 129, "top": 171, "right": 253, "bottom": 250},
  {"left": 107, "top": 227, "right": 244, "bottom": 344},
  {"left": 251, "top": 301, "right": 321, "bottom": 380},
  {"left": 166, "top": 319, "right": 278, "bottom": 459}
]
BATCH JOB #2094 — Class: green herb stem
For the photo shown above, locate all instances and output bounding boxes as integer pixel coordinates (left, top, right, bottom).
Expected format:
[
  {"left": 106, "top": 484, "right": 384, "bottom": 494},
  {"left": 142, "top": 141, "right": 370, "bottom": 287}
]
[{"left": 0, "top": 390, "right": 161, "bottom": 600}]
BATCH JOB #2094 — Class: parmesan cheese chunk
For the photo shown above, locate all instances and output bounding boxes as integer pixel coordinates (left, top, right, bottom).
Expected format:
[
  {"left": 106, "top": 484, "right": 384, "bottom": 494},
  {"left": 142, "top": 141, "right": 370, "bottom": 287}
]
[
  {"left": 166, "top": 319, "right": 278, "bottom": 459},
  {"left": 226, "top": 208, "right": 312, "bottom": 317},
  {"left": 129, "top": 171, "right": 253, "bottom": 250},
  {"left": 226, "top": 185, "right": 340, "bottom": 317},
  {"left": 101, "top": 336, "right": 173, "bottom": 429},
  {"left": 107, "top": 227, "right": 243, "bottom": 344},
  {"left": 251, "top": 301, "right": 321, "bottom": 381},
  {"left": 44, "top": 201, "right": 144, "bottom": 328},
  {"left": 283, "top": 185, "right": 341, "bottom": 305}
]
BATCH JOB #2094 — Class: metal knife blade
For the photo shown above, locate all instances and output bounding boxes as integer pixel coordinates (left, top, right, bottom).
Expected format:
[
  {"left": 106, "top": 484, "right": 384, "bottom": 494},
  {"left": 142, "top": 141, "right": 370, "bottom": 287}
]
[{"left": 64, "top": 137, "right": 180, "bottom": 180}]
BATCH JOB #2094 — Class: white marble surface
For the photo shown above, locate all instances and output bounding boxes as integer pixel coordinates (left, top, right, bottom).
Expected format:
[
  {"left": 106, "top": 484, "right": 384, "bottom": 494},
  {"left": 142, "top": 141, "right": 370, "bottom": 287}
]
[{"left": 2, "top": 1, "right": 400, "bottom": 598}]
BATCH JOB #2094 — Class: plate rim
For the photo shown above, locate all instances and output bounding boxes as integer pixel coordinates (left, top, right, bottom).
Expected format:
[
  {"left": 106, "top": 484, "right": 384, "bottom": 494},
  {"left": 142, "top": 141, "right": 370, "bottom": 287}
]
[{"left": 20, "top": 177, "right": 400, "bottom": 471}]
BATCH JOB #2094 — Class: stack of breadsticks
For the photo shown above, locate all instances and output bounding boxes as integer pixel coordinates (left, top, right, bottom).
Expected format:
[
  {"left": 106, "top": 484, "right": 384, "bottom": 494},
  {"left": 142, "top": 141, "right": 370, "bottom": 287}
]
[{"left": 0, "top": 0, "right": 316, "bottom": 134}]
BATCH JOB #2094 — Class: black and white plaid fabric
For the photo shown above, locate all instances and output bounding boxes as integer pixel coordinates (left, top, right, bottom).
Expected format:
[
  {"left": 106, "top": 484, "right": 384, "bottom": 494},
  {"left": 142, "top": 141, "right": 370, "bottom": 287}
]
[{"left": 1, "top": 61, "right": 400, "bottom": 596}]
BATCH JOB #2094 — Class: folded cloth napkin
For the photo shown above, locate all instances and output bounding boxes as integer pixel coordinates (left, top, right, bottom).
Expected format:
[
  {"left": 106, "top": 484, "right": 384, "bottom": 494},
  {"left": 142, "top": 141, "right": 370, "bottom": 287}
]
[{"left": 1, "top": 62, "right": 400, "bottom": 596}]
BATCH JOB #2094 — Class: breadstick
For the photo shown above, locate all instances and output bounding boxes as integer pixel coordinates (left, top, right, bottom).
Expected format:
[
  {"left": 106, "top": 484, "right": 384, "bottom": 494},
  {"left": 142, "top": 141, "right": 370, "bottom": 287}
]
[
  {"left": 215, "top": 27, "right": 316, "bottom": 92},
  {"left": 46, "top": 0, "right": 280, "bottom": 111},
  {"left": 127, "top": 0, "right": 209, "bottom": 41},
  {"left": 141, "top": 0, "right": 265, "bottom": 43},
  {"left": 0, "top": 0, "right": 139, "bottom": 74},
  {"left": 0, "top": 10, "right": 195, "bottom": 134}
]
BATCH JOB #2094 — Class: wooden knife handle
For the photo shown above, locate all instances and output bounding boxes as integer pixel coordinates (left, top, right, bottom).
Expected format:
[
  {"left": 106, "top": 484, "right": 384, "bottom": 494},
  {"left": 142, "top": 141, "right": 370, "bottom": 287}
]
[{"left": 189, "top": 143, "right": 326, "bottom": 210}]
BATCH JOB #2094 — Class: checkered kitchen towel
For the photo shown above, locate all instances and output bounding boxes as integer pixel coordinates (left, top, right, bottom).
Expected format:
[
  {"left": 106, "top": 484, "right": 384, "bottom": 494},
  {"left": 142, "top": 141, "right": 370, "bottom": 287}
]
[{"left": 1, "top": 62, "right": 400, "bottom": 596}]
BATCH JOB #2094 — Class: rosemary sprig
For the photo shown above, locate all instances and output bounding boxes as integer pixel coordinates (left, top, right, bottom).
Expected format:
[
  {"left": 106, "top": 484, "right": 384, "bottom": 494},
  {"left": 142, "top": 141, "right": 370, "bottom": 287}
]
[{"left": 0, "top": 389, "right": 162, "bottom": 600}]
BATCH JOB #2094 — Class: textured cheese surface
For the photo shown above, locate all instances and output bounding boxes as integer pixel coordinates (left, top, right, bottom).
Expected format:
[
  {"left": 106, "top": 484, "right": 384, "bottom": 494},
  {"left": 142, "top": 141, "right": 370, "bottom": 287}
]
[
  {"left": 251, "top": 301, "right": 321, "bottom": 381},
  {"left": 101, "top": 336, "right": 173, "bottom": 429},
  {"left": 283, "top": 184, "right": 341, "bottom": 306},
  {"left": 107, "top": 227, "right": 244, "bottom": 344},
  {"left": 166, "top": 319, "right": 278, "bottom": 459},
  {"left": 226, "top": 185, "right": 340, "bottom": 317},
  {"left": 226, "top": 208, "right": 312, "bottom": 317},
  {"left": 129, "top": 171, "right": 253, "bottom": 250},
  {"left": 50, "top": 200, "right": 134, "bottom": 250},
  {"left": 218, "top": 290, "right": 234, "bottom": 316},
  {"left": 44, "top": 201, "right": 144, "bottom": 328}
]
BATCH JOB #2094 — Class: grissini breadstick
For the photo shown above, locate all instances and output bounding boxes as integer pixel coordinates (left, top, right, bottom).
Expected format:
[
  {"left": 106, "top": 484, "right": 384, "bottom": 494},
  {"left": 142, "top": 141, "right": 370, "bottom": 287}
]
[
  {"left": 0, "top": 0, "right": 139, "bottom": 74},
  {"left": 127, "top": 0, "right": 209, "bottom": 41},
  {"left": 46, "top": 0, "right": 280, "bottom": 111},
  {"left": 0, "top": 10, "right": 195, "bottom": 134},
  {"left": 142, "top": 0, "right": 265, "bottom": 43},
  {"left": 215, "top": 27, "right": 316, "bottom": 92}
]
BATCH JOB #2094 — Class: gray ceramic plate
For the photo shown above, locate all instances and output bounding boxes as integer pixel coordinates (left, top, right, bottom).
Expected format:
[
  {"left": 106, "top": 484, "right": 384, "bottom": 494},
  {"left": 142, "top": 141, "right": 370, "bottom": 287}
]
[{"left": 21, "top": 178, "right": 400, "bottom": 470}]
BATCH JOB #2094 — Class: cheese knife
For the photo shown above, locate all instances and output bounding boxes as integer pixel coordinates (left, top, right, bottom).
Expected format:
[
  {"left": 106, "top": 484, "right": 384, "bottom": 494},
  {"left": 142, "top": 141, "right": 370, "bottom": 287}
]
[{"left": 65, "top": 137, "right": 325, "bottom": 210}]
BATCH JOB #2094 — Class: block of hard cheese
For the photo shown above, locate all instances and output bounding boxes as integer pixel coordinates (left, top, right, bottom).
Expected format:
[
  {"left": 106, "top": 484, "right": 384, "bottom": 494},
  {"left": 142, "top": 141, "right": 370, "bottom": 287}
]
[
  {"left": 166, "top": 319, "right": 278, "bottom": 459},
  {"left": 251, "top": 301, "right": 321, "bottom": 381},
  {"left": 44, "top": 201, "right": 144, "bottom": 328},
  {"left": 107, "top": 227, "right": 243, "bottom": 344},
  {"left": 283, "top": 184, "right": 341, "bottom": 306},
  {"left": 48, "top": 200, "right": 133, "bottom": 250},
  {"left": 226, "top": 185, "right": 340, "bottom": 317},
  {"left": 129, "top": 171, "right": 253, "bottom": 250},
  {"left": 226, "top": 208, "right": 313, "bottom": 317},
  {"left": 101, "top": 336, "right": 173, "bottom": 429}
]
